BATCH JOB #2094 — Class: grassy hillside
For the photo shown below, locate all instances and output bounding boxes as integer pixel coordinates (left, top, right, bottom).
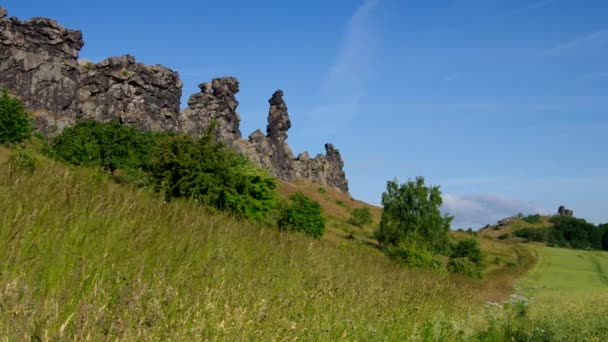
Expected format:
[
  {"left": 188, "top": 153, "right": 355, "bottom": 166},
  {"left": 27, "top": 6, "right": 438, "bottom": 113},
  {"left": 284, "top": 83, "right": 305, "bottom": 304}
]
[
  {"left": 4, "top": 145, "right": 607, "bottom": 339},
  {"left": 278, "top": 179, "right": 381, "bottom": 244},
  {"left": 478, "top": 215, "right": 553, "bottom": 240},
  {"left": 517, "top": 246, "right": 608, "bottom": 339},
  {"left": 0, "top": 148, "right": 500, "bottom": 340}
]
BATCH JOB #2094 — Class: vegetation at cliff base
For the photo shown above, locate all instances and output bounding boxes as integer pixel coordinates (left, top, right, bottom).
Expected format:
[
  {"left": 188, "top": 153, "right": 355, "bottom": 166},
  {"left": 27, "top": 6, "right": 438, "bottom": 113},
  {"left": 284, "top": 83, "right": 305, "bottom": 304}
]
[
  {"left": 48, "top": 120, "right": 280, "bottom": 223},
  {"left": 0, "top": 89, "right": 33, "bottom": 144}
]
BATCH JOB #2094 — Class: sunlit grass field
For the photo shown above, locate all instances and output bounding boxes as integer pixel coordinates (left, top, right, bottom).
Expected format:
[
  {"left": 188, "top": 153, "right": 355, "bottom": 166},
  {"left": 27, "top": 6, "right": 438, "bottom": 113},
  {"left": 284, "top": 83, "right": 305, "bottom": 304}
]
[
  {"left": 2, "top": 146, "right": 607, "bottom": 340},
  {"left": 510, "top": 246, "right": 608, "bottom": 340}
]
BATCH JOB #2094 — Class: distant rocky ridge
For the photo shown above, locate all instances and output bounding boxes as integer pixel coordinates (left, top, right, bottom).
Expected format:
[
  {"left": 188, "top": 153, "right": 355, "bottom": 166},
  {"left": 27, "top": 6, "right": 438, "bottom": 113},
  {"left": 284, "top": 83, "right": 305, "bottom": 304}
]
[{"left": 0, "top": 7, "right": 348, "bottom": 192}]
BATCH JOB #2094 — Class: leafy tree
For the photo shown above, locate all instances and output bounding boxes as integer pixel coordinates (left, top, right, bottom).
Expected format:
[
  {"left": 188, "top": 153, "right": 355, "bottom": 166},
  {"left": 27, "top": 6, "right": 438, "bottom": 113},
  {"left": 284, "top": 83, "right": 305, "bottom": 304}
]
[
  {"left": 376, "top": 177, "right": 452, "bottom": 254},
  {"left": 278, "top": 192, "right": 325, "bottom": 238},
  {"left": 349, "top": 207, "right": 373, "bottom": 227},
  {"left": 0, "top": 90, "right": 33, "bottom": 144}
]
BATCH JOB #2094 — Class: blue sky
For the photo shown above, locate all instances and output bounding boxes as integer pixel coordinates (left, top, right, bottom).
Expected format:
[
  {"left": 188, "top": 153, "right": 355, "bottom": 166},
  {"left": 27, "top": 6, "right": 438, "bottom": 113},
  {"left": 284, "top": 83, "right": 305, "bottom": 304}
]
[{"left": 5, "top": 0, "right": 608, "bottom": 228}]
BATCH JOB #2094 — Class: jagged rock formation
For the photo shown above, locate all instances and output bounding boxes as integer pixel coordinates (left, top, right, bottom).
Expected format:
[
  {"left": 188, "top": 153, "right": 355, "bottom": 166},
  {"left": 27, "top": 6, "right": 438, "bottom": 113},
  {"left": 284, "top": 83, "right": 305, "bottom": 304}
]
[
  {"left": 558, "top": 205, "right": 573, "bottom": 217},
  {"left": 179, "top": 77, "right": 241, "bottom": 143},
  {"left": 0, "top": 7, "right": 349, "bottom": 192}
]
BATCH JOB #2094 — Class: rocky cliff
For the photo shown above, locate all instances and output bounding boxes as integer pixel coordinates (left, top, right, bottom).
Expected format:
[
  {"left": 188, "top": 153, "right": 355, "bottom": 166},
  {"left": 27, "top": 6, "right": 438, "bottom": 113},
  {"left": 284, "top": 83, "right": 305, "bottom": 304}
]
[{"left": 0, "top": 7, "right": 349, "bottom": 192}]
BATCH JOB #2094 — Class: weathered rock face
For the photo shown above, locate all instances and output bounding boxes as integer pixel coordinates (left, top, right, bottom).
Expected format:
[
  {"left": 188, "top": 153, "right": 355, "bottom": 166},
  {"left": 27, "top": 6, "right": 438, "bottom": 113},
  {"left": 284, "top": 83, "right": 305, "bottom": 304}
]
[
  {"left": 178, "top": 77, "right": 241, "bottom": 143},
  {"left": 246, "top": 90, "right": 296, "bottom": 180},
  {"left": 0, "top": 14, "right": 83, "bottom": 132},
  {"left": 0, "top": 9, "right": 182, "bottom": 135},
  {"left": 294, "top": 144, "right": 349, "bottom": 192},
  {"left": 77, "top": 55, "right": 182, "bottom": 132},
  {"left": 0, "top": 6, "right": 349, "bottom": 192},
  {"left": 558, "top": 205, "right": 573, "bottom": 217}
]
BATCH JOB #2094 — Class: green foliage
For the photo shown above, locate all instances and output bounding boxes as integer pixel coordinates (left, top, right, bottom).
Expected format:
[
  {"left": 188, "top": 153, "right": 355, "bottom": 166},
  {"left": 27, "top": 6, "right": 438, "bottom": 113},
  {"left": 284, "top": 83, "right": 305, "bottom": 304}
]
[
  {"left": 515, "top": 216, "right": 607, "bottom": 251},
  {"left": 386, "top": 242, "right": 446, "bottom": 272},
  {"left": 8, "top": 146, "right": 39, "bottom": 174},
  {"left": 349, "top": 207, "right": 373, "bottom": 227},
  {"left": 448, "top": 257, "right": 481, "bottom": 278},
  {"left": 522, "top": 214, "right": 542, "bottom": 224},
  {"left": 600, "top": 224, "right": 608, "bottom": 250},
  {"left": 150, "top": 134, "right": 278, "bottom": 222},
  {"left": 451, "top": 238, "right": 483, "bottom": 265},
  {"left": 278, "top": 192, "right": 325, "bottom": 238},
  {"left": 376, "top": 177, "right": 452, "bottom": 254},
  {"left": 48, "top": 120, "right": 278, "bottom": 222},
  {"left": 0, "top": 90, "right": 34, "bottom": 144},
  {"left": 49, "top": 120, "right": 160, "bottom": 171}
]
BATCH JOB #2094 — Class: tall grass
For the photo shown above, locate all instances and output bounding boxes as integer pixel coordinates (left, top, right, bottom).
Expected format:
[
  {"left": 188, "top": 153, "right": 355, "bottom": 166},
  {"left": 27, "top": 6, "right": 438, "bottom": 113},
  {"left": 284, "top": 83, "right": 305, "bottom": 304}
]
[
  {"left": 2, "top": 150, "right": 606, "bottom": 340},
  {"left": 0, "top": 159, "right": 482, "bottom": 340}
]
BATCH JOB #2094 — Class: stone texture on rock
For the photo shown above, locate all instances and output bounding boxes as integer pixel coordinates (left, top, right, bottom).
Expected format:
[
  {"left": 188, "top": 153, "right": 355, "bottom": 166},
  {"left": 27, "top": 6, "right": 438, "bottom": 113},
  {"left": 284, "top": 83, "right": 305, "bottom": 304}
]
[
  {"left": 294, "top": 144, "right": 349, "bottom": 192},
  {"left": 178, "top": 77, "right": 242, "bottom": 143},
  {"left": 0, "top": 8, "right": 350, "bottom": 192},
  {"left": 0, "top": 13, "right": 181, "bottom": 135},
  {"left": 77, "top": 55, "right": 182, "bottom": 132},
  {"left": 0, "top": 13, "right": 84, "bottom": 130}
]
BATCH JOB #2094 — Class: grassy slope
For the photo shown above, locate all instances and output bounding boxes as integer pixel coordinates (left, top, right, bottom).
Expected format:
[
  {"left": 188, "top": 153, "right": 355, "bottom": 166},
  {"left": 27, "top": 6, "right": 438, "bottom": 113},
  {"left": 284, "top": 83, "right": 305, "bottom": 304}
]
[
  {"left": 516, "top": 246, "right": 608, "bottom": 339},
  {"left": 478, "top": 216, "right": 553, "bottom": 240},
  {"left": 0, "top": 149, "right": 502, "bottom": 340},
  {"left": 277, "top": 179, "right": 382, "bottom": 245}
]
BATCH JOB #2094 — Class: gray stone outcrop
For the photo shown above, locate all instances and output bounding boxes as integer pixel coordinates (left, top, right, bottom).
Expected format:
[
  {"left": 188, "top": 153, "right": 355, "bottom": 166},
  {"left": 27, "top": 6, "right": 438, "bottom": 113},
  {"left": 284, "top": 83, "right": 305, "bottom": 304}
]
[{"left": 0, "top": 6, "right": 349, "bottom": 192}]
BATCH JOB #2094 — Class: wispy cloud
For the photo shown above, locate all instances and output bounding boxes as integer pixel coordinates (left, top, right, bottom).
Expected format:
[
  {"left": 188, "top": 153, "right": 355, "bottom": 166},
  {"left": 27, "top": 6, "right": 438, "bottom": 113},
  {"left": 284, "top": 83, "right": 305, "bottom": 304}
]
[
  {"left": 442, "top": 193, "right": 545, "bottom": 229},
  {"left": 308, "top": 0, "right": 380, "bottom": 128},
  {"left": 544, "top": 29, "right": 608, "bottom": 56}
]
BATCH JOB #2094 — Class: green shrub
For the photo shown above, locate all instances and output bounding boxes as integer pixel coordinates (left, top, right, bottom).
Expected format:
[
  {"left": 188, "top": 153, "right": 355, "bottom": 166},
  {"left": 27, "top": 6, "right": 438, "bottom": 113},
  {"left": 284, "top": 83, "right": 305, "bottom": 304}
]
[
  {"left": 0, "top": 90, "right": 34, "bottom": 144},
  {"left": 450, "top": 238, "right": 483, "bottom": 265},
  {"left": 448, "top": 257, "right": 481, "bottom": 278},
  {"left": 8, "top": 146, "right": 39, "bottom": 174},
  {"left": 49, "top": 120, "right": 160, "bottom": 171},
  {"left": 522, "top": 214, "right": 542, "bottom": 224},
  {"left": 150, "top": 134, "right": 278, "bottom": 222},
  {"left": 386, "top": 242, "right": 446, "bottom": 272},
  {"left": 349, "top": 207, "right": 373, "bottom": 227},
  {"left": 49, "top": 120, "right": 279, "bottom": 222},
  {"left": 278, "top": 192, "right": 325, "bottom": 238}
]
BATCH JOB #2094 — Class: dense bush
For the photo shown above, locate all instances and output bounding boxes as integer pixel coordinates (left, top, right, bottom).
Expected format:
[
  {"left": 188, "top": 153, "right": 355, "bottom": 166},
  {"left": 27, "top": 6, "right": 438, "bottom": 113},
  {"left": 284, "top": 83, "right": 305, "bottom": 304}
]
[
  {"left": 514, "top": 216, "right": 608, "bottom": 251},
  {"left": 150, "top": 134, "right": 278, "bottom": 222},
  {"left": 349, "top": 207, "right": 373, "bottom": 227},
  {"left": 49, "top": 120, "right": 279, "bottom": 222},
  {"left": 448, "top": 257, "right": 481, "bottom": 278},
  {"left": 278, "top": 192, "right": 325, "bottom": 238},
  {"left": 50, "top": 120, "right": 160, "bottom": 171},
  {"left": 376, "top": 177, "right": 452, "bottom": 253},
  {"left": 451, "top": 238, "right": 483, "bottom": 265},
  {"left": 0, "top": 90, "right": 33, "bottom": 144},
  {"left": 386, "top": 242, "right": 446, "bottom": 271}
]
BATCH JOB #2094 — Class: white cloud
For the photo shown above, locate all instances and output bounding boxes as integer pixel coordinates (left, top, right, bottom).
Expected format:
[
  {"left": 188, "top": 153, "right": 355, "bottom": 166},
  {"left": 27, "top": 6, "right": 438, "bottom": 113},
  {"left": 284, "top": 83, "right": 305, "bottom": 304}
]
[{"left": 442, "top": 193, "right": 545, "bottom": 229}]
